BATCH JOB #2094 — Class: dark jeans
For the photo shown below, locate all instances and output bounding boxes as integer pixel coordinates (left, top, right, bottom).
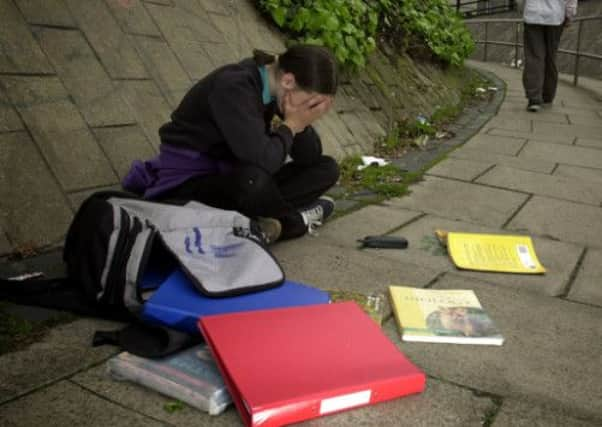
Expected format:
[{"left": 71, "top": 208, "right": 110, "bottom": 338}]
[
  {"left": 159, "top": 155, "right": 339, "bottom": 239},
  {"left": 523, "top": 23, "right": 564, "bottom": 104}
]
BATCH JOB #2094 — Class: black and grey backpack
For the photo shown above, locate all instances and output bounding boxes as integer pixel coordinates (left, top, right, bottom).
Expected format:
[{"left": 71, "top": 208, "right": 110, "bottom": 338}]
[{"left": 63, "top": 191, "right": 285, "bottom": 315}]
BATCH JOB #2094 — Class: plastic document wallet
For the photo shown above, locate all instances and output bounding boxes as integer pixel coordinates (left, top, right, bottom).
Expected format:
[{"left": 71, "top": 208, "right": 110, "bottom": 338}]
[
  {"left": 142, "top": 269, "right": 330, "bottom": 335},
  {"left": 199, "top": 302, "right": 426, "bottom": 426}
]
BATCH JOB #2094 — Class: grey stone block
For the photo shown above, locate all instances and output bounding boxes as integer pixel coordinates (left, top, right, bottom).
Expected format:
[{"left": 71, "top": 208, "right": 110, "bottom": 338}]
[
  {"left": 338, "top": 112, "right": 374, "bottom": 151},
  {"left": 449, "top": 146, "right": 556, "bottom": 174},
  {"left": 1, "top": 76, "right": 118, "bottom": 191},
  {"left": 320, "top": 110, "right": 359, "bottom": 148},
  {"left": 507, "top": 196, "right": 602, "bottom": 249},
  {"left": 0, "top": 132, "right": 73, "bottom": 248},
  {"left": 202, "top": 41, "right": 240, "bottom": 68},
  {"left": 105, "top": 0, "right": 161, "bottom": 37},
  {"left": 0, "top": 227, "right": 11, "bottom": 255},
  {"left": 116, "top": 80, "right": 172, "bottom": 150},
  {"left": 311, "top": 120, "right": 347, "bottom": 160},
  {"left": 35, "top": 28, "right": 136, "bottom": 127},
  {"left": 208, "top": 13, "right": 252, "bottom": 61},
  {"left": 145, "top": 1, "right": 222, "bottom": 79},
  {"left": 132, "top": 36, "right": 193, "bottom": 108},
  {"left": 14, "top": 0, "right": 75, "bottom": 26},
  {"left": 462, "top": 134, "right": 526, "bottom": 156},
  {"left": 383, "top": 274, "right": 602, "bottom": 419},
  {"left": 0, "top": 381, "right": 164, "bottom": 427},
  {"left": 427, "top": 158, "right": 494, "bottom": 182},
  {"left": 93, "top": 125, "right": 156, "bottom": 180},
  {"left": 386, "top": 176, "right": 528, "bottom": 228},
  {"left": 568, "top": 249, "right": 602, "bottom": 307},
  {"left": 379, "top": 214, "right": 581, "bottom": 297},
  {"left": 0, "top": 0, "right": 53, "bottom": 73},
  {"left": 476, "top": 165, "right": 602, "bottom": 206},
  {"left": 67, "top": 185, "right": 122, "bottom": 212},
  {"left": 0, "top": 318, "right": 122, "bottom": 403},
  {"left": 65, "top": 0, "right": 147, "bottom": 79},
  {"left": 520, "top": 140, "right": 602, "bottom": 169},
  {"left": 199, "top": 0, "right": 232, "bottom": 15},
  {"left": 318, "top": 204, "right": 422, "bottom": 247},
  {"left": 492, "top": 399, "right": 601, "bottom": 427},
  {"left": 553, "top": 164, "right": 602, "bottom": 184},
  {"left": 0, "top": 88, "right": 23, "bottom": 132},
  {"left": 355, "top": 110, "right": 387, "bottom": 140},
  {"left": 495, "top": 111, "right": 570, "bottom": 125}
]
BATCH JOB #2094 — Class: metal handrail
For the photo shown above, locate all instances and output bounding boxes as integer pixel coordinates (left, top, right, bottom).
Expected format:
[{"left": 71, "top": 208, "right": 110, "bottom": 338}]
[{"left": 465, "top": 15, "right": 602, "bottom": 86}]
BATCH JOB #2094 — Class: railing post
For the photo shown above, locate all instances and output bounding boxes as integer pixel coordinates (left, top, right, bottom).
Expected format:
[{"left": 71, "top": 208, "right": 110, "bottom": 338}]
[
  {"left": 573, "top": 19, "right": 583, "bottom": 86},
  {"left": 484, "top": 21, "right": 489, "bottom": 61},
  {"left": 515, "top": 21, "right": 520, "bottom": 67}
]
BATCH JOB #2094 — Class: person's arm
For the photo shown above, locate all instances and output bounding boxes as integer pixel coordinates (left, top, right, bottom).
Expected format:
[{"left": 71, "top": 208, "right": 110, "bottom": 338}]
[
  {"left": 208, "top": 74, "right": 293, "bottom": 174},
  {"left": 565, "top": 0, "right": 577, "bottom": 20},
  {"left": 289, "top": 126, "right": 323, "bottom": 166}
]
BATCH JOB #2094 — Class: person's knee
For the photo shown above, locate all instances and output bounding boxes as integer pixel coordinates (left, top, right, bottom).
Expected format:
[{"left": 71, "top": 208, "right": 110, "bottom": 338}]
[
  {"left": 320, "top": 155, "right": 340, "bottom": 188},
  {"left": 234, "top": 165, "right": 273, "bottom": 207}
]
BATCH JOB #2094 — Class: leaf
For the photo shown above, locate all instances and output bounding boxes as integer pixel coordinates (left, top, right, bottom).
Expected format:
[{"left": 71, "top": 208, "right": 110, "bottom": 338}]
[{"left": 272, "top": 7, "right": 287, "bottom": 26}]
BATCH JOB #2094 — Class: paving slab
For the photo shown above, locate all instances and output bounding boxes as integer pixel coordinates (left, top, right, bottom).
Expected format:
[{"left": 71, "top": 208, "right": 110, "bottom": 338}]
[
  {"left": 317, "top": 204, "right": 422, "bottom": 247},
  {"left": 0, "top": 0, "right": 54, "bottom": 74},
  {"left": 34, "top": 27, "right": 136, "bottom": 127},
  {"left": 531, "top": 121, "right": 602, "bottom": 140},
  {"left": 507, "top": 195, "right": 602, "bottom": 249},
  {"left": 0, "top": 76, "right": 118, "bottom": 190},
  {"left": 72, "top": 364, "right": 496, "bottom": 427},
  {"left": 476, "top": 165, "right": 602, "bottom": 205},
  {"left": 576, "top": 137, "right": 602, "bottom": 149},
  {"left": 131, "top": 35, "right": 193, "bottom": 108},
  {"left": 553, "top": 164, "right": 602, "bottom": 184},
  {"left": 14, "top": 0, "right": 75, "bottom": 27},
  {"left": 208, "top": 12, "right": 252, "bottom": 61},
  {"left": 72, "top": 364, "right": 241, "bottom": 427},
  {"left": 0, "top": 380, "right": 162, "bottom": 427},
  {"left": 488, "top": 128, "right": 575, "bottom": 144},
  {"left": 145, "top": 1, "right": 221, "bottom": 79},
  {"left": 378, "top": 214, "right": 582, "bottom": 297},
  {"left": 271, "top": 238, "right": 440, "bottom": 310},
  {"left": 567, "top": 249, "right": 602, "bottom": 307},
  {"left": 199, "top": 0, "right": 232, "bottom": 15},
  {"left": 382, "top": 274, "right": 602, "bottom": 419},
  {"left": 105, "top": 0, "right": 161, "bottom": 37},
  {"left": 482, "top": 117, "right": 532, "bottom": 132},
  {"left": 0, "top": 317, "right": 122, "bottom": 403},
  {"left": 92, "top": 125, "right": 156, "bottom": 180},
  {"left": 519, "top": 140, "right": 602, "bottom": 169},
  {"left": 449, "top": 146, "right": 556, "bottom": 174},
  {"left": 461, "top": 133, "right": 526, "bottom": 156},
  {"left": 386, "top": 176, "right": 528, "bottom": 228},
  {"left": 491, "top": 399, "right": 601, "bottom": 427},
  {"left": 65, "top": 0, "right": 147, "bottom": 79},
  {"left": 495, "top": 111, "right": 569, "bottom": 124},
  {"left": 116, "top": 80, "right": 172, "bottom": 150},
  {"left": 426, "top": 158, "right": 494, "bottom": 182},
  {"left": 0, "top": 132, "right": 73, "bottom": 248},
  {"left": 0, "top": 88, "right": 23, "bottom": 132}
]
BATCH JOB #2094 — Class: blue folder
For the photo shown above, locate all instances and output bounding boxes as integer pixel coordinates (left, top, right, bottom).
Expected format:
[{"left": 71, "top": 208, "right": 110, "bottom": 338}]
[{"left": 141, "top": 269, "right": 330, "bottom": 335}]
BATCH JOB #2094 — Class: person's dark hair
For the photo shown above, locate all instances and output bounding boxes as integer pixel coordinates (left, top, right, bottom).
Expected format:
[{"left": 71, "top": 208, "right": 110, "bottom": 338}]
[{"left": 252, "top": 44, "right": 338, "bottom": 95}]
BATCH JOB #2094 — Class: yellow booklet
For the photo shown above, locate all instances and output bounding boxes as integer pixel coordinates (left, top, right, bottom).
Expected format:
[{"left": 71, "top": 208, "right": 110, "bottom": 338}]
[
  {"left": 389, "top": 286, "right": 504, "bottom": 345},
  {"left": 443, "top": 231, "right": 546, "bottom": 274}
]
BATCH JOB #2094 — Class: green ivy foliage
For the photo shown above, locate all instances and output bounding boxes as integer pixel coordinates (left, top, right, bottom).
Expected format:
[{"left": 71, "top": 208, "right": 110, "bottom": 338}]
[
  {"left": 257, "top": 0, "right": 474, "bottom": 68},
  {"left": 258, "top": 0, "right": 377, "bottom": 68}
]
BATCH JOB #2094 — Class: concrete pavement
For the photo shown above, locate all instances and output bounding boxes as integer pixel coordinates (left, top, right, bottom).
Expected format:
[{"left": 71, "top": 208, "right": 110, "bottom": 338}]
[{"left": 1, "top": 0, "right": 602, "bottom": 425}]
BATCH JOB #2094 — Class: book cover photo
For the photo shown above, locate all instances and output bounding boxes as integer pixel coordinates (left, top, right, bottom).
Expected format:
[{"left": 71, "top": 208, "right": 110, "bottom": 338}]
[{"left": 389, "top": 286, "right": 504, "bottom": 346}]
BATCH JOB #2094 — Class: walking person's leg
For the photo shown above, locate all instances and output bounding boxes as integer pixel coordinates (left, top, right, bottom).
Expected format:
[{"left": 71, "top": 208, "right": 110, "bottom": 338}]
[
  {"left": 523, "top": 23, "right": 546, "bottom": 111},
  {"left": 542, "top": 25, "right": 564, "bottom": 105}
]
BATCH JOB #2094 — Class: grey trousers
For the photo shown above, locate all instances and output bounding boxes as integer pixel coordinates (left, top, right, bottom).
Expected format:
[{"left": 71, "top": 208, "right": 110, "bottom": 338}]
[{"left": 522, "top": 23, "right": 564, "bottom": 104}]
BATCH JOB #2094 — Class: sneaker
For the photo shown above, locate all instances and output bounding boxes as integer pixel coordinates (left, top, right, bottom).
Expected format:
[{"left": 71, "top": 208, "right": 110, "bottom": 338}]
[
  {"left": 527, "top": 100, "right": 541, "bottom": 112},
  {"left": 298, "top": 196, "right": 335, "bottom": 235},
  {"left": 255, "top": 217, "right": 282, "bottom": 244}
]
